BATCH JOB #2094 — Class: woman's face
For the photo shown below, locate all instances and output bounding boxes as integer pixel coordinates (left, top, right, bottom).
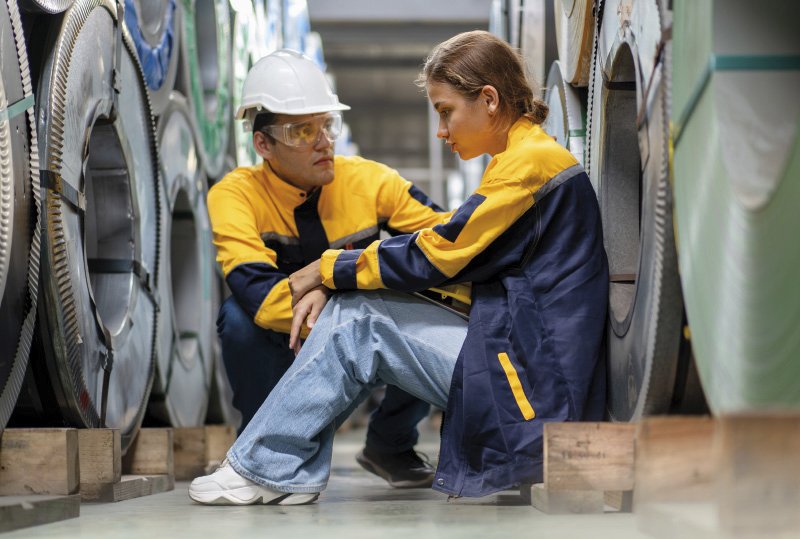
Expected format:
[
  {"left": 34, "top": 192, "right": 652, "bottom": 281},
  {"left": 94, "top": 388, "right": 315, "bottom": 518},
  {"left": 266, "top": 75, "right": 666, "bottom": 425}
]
[{"left": 426, "top": 81, "right": 502, "bottom": 160}]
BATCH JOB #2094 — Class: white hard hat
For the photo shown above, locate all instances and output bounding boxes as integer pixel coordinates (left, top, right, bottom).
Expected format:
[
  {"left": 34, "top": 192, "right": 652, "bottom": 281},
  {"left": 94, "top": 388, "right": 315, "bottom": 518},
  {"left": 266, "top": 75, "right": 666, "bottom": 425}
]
[{"left": 236, "top": 49, "right": 350, "bottom": 130}]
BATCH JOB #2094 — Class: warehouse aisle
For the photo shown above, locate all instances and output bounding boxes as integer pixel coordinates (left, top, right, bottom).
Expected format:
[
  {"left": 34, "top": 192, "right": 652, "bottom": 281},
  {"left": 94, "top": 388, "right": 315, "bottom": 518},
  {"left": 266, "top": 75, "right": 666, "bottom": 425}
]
[{"left": 3, "top": 426, "right": 650, "bottom": 538}]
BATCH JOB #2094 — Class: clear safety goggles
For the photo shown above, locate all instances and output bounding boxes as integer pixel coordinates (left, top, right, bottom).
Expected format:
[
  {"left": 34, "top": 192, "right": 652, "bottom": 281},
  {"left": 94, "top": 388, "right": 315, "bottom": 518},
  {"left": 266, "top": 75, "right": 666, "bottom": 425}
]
[{"left": 263, "top": 112, "right": 343, "bottom": 148}]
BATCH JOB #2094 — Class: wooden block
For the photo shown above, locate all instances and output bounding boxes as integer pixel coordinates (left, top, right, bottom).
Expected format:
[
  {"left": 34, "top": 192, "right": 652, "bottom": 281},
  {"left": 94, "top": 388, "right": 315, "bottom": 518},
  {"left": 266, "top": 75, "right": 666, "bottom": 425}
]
[
  {"left": 604, "top": 490, "right": 633, "bottom": 512},
  {"left": 0, "top": 495, "right": 80, "bottom": 533},
  {"left": 544, "top": 422, "right": 636, "bottom": 492},
  {"left": 0, "top": 429, "right": 79, "bottom": 495},
  {"left": 123, "top": 428, "right": 174, "bottom": 476},
  {"left": 634, "top": 416, "right": 715, "bottom": 510},
  {"left": 81, "top": 474, "right": 174, "bottom": 503},
  {"left": 173, "top": 427, "right": 207, "bottom": 480},
  {"left": 204, "top": 425, "right": 235, "bottom": 463},
  {"left": 716, "top": 412, "right": 800, "bottom": 536},
  {"left": 78, "top": 429, "right": 121, "bottom": 486},
  {"left": 528, "top": 483, "right": 604, "bottom": 514}
]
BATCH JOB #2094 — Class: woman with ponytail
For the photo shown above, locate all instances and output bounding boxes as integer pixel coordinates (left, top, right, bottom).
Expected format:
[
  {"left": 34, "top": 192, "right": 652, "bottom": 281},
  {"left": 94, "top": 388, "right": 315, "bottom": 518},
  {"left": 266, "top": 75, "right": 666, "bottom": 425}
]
[{"left": 190, "top": 31, "right": 608, "bottom": 505}]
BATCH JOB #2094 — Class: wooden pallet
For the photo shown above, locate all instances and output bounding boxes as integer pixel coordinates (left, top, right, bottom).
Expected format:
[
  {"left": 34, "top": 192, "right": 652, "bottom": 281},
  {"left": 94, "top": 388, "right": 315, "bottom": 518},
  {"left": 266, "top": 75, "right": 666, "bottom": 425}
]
[
  {"left": 79, "top": 428, "right": 174, "bottom": 503},
  {"left": 173, "top": 425, "right": 236, "bottom": 480},
  {"left": 0, "top": 429, "right": 81, "bottom": 532}
]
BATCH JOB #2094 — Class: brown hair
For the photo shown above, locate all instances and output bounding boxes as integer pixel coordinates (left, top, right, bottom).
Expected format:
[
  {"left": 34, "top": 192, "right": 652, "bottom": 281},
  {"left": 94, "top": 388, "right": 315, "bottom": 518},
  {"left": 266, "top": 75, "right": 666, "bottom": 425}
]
[{"left": 416, "top": 30, "right": 548, "bottom": 125}]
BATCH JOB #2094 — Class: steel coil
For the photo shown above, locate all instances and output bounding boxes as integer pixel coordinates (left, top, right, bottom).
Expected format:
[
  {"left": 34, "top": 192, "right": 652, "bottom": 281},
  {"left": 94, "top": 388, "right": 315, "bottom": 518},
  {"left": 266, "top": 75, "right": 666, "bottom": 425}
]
[
  {"left": 35, "top": 0, "right": 160, "bottom": 450},
  {"left": 587, "top": 0, "right": 687, "bottom": 420},
  {"left": 18, "top": 0, "right": 72, "bottom": 12},
  {"left": 282, "top": 0, "right": 308, "bottom": 53},
  {"left": 204, "top": 273, "right": 240, "bottom": 429},
  {"left": 553, "top": 0, "right": 594, "bottom": 86},
  {"left": 543, "top": 60, "right": 586, "bottom": 165},
  {"left": 123, "top": 0, "right": 181, "bottom": 116},
  {"left": 181, "top": 0, "right": 231, "bottom": 180},
  {"left": 671, "top": 0, "right": 800, "bottom": 412},
  {"left": 0, "top": 0, "right": 41, "bottom": 430},
  {"left": 230, "top": 0, "right": 257, "bottom": 167},
  {"left": 519, "top": 0, "right": 558, "bottom": 87},
  {"left": 149, "top": 91, "right": 214, "bottom": 426}
]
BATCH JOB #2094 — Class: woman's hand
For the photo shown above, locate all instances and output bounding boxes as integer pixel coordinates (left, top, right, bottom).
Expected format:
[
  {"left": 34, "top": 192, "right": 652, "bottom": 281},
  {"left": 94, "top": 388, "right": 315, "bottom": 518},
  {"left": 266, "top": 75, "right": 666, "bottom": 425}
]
[
  {"left": 289, "top": 259, "right": 323, "bottom": 307},
  {"left": 289, "top": 286, "right": 330, "bottom": 355}
]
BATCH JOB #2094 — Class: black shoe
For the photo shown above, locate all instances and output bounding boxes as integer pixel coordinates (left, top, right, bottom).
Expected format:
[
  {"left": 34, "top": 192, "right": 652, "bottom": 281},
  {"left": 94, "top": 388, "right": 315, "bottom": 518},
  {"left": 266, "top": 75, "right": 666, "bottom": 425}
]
[{"left": 355, "top": 447, "right": 435, "bottom": 488}]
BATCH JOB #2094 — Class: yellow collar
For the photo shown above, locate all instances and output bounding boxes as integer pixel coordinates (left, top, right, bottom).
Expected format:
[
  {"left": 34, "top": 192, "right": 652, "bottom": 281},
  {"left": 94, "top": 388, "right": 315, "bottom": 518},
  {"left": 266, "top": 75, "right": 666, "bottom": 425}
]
[{"left": 260, "top": 161, "right": 316, "bottom": 207}]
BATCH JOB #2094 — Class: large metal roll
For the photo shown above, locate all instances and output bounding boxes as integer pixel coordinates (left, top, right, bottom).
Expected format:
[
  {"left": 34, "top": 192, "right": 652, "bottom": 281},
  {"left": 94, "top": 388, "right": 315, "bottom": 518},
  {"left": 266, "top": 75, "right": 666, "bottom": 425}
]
[
  {"left": 35, "top": 0, "right": 160, "bottom": 450},
  {"left": 671, "top": 0, "right": 800, "bottom": 412},
  {"left": 0, "top": 0, "right": 40, "bottom": 430},
  {"left": 282, "top": 0, "right": 308, "bottom": 53},
  {"left": 181, "top": 0, "right": 231, "bottom": 180},
  {"left": 587, "top": 0, "right": 687, "bottom": 420},
  {"left": 18, "top": 0, "right": 72, "bottom": 12},
  {"left": 554, "top": 0, "right": 594, "bottom": 86},
  {"left": 205, "top": 272, "right": 240, "bottom": 429},
  {"left": 149, "top": 92, "right": 214, "bottom": 426},
  {"left": 251, "top": 0, "right": 281, "bottom": 60},
  {"left": 123, "top": 0, "right": 181, "bottom": 116},
  {"left": 543, "top": 60, "right": 586, "bottom": 165},
  {"left": 519, "top": 0, "right": 558, "bottom": 88},
  {"left": 230, "top": 0, "right": 257, "bottom": 167}
]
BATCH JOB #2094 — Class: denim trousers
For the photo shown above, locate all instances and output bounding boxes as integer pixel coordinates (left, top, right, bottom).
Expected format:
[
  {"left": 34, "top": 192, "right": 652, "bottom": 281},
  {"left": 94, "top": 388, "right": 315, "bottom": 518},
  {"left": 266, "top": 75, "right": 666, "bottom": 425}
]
[
  {"left": 218, "top": 297, "right": 431, "bottom": 453},
  {"left": 227, "top": 290, "right": 468, "bottom": 493}
]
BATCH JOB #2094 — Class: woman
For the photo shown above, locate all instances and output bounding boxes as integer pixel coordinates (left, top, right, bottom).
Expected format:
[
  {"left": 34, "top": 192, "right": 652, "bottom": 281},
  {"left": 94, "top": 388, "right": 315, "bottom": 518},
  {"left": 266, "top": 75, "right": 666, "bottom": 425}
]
[{"left": 190, "top": 30, "right": 608, "bottom": 505}]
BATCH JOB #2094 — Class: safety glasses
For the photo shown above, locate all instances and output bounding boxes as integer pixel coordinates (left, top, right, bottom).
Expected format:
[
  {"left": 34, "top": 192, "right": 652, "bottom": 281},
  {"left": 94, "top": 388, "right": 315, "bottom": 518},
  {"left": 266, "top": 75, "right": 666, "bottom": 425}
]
[{"left": 263, "top": 112, "right": 343, "bottom": 148}]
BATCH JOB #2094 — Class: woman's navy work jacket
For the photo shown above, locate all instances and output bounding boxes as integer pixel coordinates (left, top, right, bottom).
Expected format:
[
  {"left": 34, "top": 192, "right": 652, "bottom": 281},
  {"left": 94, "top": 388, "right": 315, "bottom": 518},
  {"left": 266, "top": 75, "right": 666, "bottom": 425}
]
[{"left": 320, "top": 119, "right": 609, "bottom": 497}]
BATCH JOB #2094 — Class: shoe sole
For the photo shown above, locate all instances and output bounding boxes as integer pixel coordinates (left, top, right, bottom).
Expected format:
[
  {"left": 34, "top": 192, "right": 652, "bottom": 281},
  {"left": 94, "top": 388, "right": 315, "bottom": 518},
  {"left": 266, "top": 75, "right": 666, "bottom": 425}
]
[
  {"left": 355, "top": 452, "right": 434, "bottom": 489},
  {"left": 189, "top": 486, "right": 319, "bottom": 506}
]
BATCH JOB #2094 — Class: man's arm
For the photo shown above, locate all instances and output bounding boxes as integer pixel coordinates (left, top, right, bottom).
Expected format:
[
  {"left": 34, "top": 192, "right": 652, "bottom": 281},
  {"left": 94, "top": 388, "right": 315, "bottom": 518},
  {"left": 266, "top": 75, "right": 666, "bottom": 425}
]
[{"left": 208, "top": 182, "right": 307, "bottom": 336}]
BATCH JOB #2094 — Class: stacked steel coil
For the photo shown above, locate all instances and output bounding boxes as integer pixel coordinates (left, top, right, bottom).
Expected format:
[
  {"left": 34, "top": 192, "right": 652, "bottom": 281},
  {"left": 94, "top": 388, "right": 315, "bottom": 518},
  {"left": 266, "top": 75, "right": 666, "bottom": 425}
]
[
  {"left": 3, "top": 0, "right": 316, "bottom": 446},
  {"left": 509, "top": 0, "right": 799, "bottom": 418}
]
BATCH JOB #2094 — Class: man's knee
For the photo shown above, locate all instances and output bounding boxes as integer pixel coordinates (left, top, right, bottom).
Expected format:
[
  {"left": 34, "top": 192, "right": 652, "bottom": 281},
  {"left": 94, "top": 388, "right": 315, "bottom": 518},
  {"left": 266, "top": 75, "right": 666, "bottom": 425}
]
[{"left": 217, "top": 296, "right": 252, "bottom": 338}]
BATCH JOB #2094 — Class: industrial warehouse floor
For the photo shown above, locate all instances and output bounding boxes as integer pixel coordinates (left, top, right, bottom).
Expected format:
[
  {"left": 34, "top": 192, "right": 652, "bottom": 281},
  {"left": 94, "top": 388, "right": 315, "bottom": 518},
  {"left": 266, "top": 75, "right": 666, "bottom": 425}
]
[{"left": 5, "top": 426, "right": 650, "bottom": 539}]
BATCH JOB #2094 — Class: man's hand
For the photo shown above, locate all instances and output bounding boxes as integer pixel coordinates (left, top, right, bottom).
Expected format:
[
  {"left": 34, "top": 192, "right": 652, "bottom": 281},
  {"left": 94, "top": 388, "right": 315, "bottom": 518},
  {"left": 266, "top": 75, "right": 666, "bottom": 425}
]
[
  {"left": 289, "top": 286, "right": 330, "bottom": 355},
  {"left": 289, "top": 259, "right": 323, "bottom": 307}
]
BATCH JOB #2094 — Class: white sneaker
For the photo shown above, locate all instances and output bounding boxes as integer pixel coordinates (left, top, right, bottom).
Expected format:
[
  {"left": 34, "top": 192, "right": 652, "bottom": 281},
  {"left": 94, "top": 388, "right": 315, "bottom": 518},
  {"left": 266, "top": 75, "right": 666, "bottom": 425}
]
[{"left": 188, "top": 459, "right": 319, "bottom": 506}]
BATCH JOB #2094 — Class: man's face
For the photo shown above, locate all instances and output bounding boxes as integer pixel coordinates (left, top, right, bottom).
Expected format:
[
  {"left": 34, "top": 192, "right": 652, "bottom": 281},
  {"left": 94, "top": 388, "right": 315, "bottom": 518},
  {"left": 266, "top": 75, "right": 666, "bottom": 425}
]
[{"left": 254, "top": 113, "right": 337, "bottom": 191}]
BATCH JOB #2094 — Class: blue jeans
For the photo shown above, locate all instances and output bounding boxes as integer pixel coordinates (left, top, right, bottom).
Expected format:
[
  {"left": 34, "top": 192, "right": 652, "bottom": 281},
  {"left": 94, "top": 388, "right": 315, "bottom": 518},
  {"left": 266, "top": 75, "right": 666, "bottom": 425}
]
[
  {"left": 227, "top": 290, "right": 468, "bottom": 493},
  {"left": 218, "top": 296, "right": 432, "bottom": 452}
]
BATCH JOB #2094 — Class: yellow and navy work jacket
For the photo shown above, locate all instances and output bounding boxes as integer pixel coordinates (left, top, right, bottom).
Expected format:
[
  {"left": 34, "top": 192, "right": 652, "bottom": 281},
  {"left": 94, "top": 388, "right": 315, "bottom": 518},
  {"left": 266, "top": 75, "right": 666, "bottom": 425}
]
[
  {"left": 319, "top": 119, "right": 609, "bottom": 497},
  {"left": 207, "top": 155, "right": 449, "bottom": 335}
]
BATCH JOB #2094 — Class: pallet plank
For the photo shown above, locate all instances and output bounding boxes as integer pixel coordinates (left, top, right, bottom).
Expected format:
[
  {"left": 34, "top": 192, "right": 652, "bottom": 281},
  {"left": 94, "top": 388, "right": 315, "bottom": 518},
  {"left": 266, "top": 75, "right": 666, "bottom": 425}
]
[
  {"left": 123, "top": 428, "right": 174, "bottom": 476},
  {"left": 0, "top": 495, "right": 80, "bottom": 533}
]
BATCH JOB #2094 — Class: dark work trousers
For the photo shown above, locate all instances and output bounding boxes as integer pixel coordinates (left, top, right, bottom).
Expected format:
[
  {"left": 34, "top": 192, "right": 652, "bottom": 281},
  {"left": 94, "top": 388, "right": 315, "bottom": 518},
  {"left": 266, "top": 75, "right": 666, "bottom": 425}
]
[{"left": 217, "top": 297, "right": 431, "bottom": 453}]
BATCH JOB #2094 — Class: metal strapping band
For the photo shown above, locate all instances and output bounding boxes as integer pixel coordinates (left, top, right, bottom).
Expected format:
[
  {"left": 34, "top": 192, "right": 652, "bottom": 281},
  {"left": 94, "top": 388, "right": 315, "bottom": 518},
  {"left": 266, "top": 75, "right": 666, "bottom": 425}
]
[
  {"left": 674, "top": 54, "right": 800, "bottom": 147},
  {"left": 635, "top": 26, "right": 672, "bottom": 130},
  {"left": 40, "top": 169, "right": 86, "bottom": 212},
  {"left": 610, "top": 273, "right": 637, "bottom": 284},
  {"left": 0, "top": 94, "right": 34, "bottom": 122},
  {"left": 602, "top": 77, "right": 636, "bottom": 91},
  {"left": 87, "top": 257, "right": 158, "bottom": 305}
]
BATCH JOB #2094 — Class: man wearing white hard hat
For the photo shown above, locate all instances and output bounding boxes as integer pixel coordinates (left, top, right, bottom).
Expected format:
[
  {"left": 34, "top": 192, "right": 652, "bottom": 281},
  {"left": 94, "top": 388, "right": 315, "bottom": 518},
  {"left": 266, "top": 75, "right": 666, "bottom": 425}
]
[{"left": 208, "top": 50, "right": 447, "bottom": 488}]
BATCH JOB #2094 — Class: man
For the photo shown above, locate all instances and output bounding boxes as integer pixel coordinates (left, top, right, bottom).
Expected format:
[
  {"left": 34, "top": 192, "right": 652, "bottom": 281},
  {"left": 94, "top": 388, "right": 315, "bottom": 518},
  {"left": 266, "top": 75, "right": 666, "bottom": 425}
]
[{"left": 208, "top": 49, "right": 448, "bottom": 488}]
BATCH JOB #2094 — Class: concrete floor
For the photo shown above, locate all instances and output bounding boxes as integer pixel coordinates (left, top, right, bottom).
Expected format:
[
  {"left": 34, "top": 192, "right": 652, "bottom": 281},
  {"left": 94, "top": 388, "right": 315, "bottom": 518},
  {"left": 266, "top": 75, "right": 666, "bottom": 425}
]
[{"left": 5, "top": 426, "right": 651, "bottom": 539}]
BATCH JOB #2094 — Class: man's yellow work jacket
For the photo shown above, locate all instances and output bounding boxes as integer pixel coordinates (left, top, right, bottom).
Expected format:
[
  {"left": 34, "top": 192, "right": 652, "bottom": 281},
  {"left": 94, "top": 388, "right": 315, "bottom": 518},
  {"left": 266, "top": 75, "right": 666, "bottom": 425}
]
[{"left": 207, "top": 156, "right": 449, "bottom": 334}]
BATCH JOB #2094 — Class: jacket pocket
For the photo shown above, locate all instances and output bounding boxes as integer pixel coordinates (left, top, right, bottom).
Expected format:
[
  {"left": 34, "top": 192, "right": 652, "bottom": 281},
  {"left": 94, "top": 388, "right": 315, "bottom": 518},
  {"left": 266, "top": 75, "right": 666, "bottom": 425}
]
[{"left": 497, "top": 352, "right": 536, "bottom": 420}]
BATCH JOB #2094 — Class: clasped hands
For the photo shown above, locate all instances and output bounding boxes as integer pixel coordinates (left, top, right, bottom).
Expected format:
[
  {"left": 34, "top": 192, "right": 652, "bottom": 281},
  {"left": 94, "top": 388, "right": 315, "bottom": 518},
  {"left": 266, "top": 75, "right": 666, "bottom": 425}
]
[{"left": 288, "top": 259, "right": 329, "bottom": 355}]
